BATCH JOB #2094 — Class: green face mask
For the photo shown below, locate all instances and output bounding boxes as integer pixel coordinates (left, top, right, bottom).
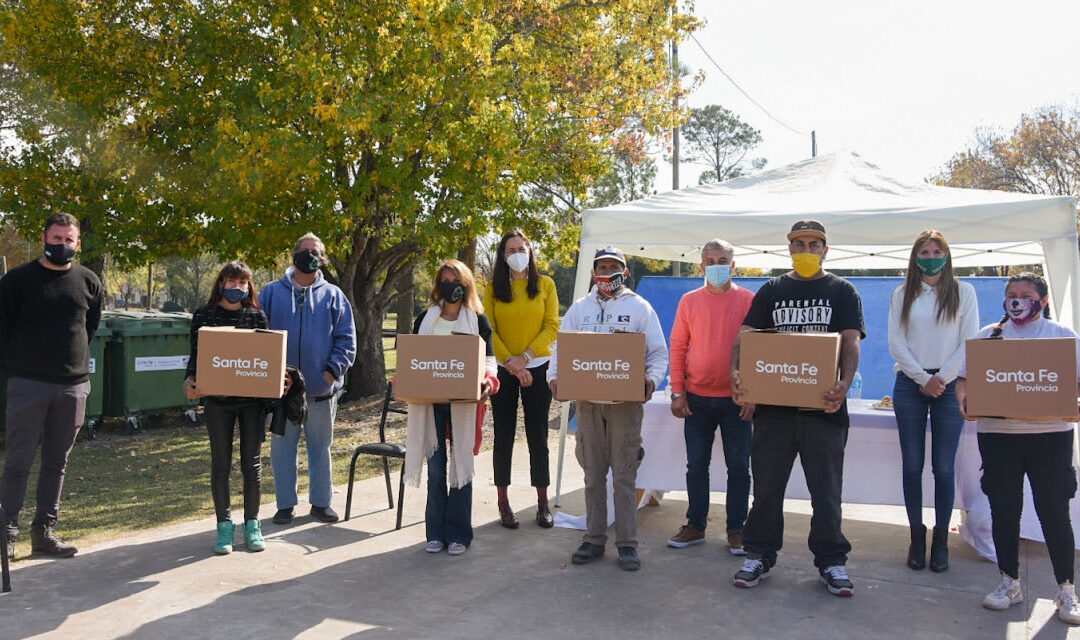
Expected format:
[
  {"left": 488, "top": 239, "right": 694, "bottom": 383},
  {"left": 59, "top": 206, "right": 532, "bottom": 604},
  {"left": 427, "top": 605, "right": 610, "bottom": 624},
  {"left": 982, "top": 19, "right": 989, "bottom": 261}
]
[{"left": 915, "top": 256, "right": 948, "bottom": 276}]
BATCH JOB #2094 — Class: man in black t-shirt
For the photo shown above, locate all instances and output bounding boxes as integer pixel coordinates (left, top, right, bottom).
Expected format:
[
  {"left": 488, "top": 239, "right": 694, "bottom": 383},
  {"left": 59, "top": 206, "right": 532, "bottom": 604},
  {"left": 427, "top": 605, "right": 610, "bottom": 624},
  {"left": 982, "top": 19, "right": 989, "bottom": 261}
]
[
  {"left": 0, "top": 213, "right": 103, "bottom": 559},
  {"left": 729, "top": 220, "right": 866, "bottom": 597}
]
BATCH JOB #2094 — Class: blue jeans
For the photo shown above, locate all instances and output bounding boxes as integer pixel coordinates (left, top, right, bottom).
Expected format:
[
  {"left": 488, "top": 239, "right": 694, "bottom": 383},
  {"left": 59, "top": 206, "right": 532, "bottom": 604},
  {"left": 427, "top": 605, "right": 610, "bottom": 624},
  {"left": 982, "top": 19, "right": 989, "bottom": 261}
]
[
  {"left": 271, "top": 394, "right": 337, "bottom": 510},
  {"left": 426, "top": 404, "right": 473, "bottom": 546},
  {"left": 684, "top": 393, "right": 751, "bottom": 532},
  {"left": 893, "top": 372, "right": 964, "bottom": 530}
]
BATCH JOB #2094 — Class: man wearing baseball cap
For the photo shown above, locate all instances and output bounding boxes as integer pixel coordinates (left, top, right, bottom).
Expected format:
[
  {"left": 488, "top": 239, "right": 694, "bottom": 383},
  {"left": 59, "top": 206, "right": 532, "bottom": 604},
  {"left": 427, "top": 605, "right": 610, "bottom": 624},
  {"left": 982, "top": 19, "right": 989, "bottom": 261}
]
[
  {"left": 729, "top": 220, "right": 866, "bottom": 597},
  {"left": 548, "top": 246, "right": 668, "bottom": 571}
]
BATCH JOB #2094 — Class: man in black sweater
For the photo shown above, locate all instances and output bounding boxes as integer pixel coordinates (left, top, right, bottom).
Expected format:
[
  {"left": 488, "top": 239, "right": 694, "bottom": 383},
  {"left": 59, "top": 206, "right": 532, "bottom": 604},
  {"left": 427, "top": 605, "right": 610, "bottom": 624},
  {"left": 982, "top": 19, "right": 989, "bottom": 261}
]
[{"left": 0, "top": 213, "right": 102, "bottom": 559}]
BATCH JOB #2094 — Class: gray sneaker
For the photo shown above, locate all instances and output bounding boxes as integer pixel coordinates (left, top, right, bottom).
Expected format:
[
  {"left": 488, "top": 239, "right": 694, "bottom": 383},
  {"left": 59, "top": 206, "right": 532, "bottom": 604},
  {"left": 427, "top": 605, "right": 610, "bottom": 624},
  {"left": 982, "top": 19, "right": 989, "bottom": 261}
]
[{"left": 734, "top": 557, "right": 770, "bottom": 588}]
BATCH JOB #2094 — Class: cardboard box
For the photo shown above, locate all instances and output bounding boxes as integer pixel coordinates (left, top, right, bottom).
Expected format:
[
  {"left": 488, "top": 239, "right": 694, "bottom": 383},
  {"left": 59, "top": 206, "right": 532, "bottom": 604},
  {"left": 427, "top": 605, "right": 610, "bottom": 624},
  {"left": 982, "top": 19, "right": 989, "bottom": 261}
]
[
  {"left": 738, "top": 330, "right": 841, "bottom": 409},
  {"left": 195, "top": 326, "right": 287, "bottom": 398},
  {"left": 555, "top": 331, "right": 647, "bottom": 402},
  {"left": 394, "top": 334, "right": 486, "bottom": 403},
  {"left": 964, "top": 337, "right": 1079, "bottom": 420}
]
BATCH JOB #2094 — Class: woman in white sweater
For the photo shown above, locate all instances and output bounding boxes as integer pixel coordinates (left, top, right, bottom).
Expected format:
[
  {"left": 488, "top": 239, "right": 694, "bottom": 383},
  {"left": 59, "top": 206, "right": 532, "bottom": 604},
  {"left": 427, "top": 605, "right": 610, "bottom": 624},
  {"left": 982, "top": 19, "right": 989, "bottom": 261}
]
[
  {"left": 957, "top": 272, "right": 1080, "bottom": 624},
  {"left": 888, "top": 231, "right": 979, "bottom": 572}
]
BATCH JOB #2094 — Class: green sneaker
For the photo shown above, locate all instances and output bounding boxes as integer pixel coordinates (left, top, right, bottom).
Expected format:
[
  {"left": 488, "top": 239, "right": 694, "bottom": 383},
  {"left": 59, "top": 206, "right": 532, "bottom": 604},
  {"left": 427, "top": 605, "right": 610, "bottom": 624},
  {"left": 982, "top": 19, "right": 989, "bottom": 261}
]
[
  {"left": 244, "top": 519, "right": 265, "bottom": 552},
  {"left": 214, "top": 521, "right": 234, "bottom": 555}
]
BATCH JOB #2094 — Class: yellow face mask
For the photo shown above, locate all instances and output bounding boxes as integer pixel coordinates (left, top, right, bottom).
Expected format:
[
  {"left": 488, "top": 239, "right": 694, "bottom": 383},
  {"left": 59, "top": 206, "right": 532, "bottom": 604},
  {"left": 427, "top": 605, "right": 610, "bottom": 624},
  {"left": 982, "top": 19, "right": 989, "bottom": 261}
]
[{"left": 791, "top": 253, "right": 822, "bottom": 278}]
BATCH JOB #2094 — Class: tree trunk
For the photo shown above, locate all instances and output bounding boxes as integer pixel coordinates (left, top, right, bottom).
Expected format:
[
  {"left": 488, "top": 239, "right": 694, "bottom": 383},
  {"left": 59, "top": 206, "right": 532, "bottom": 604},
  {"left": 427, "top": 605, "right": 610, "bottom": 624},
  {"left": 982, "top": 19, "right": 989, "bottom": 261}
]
[
  {"left": 396, "top": 264, "right": 414, "bottom": 335},
  {"left": 79, "top": 218, "right": 109, "bottom": 295},
  {"left": 339, "top": 223, "right": 419, "bottom": 401},
  {"left": 457, "top": 237, "right": 476, "bottom": 271}
]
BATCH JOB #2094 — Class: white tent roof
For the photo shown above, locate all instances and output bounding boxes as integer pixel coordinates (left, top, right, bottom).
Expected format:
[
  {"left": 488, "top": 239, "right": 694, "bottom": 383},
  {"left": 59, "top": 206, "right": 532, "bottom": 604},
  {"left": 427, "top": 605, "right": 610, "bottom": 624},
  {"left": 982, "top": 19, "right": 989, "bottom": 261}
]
[{"left": 575, "top": 150, "right": 1080, "bottom": 331}]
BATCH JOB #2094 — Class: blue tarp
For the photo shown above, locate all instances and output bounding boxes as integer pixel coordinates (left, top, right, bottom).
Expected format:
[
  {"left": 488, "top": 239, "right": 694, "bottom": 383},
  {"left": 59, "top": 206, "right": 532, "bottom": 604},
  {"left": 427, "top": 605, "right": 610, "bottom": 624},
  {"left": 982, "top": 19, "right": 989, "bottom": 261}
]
[{"left": 635, "top": 276, "right": 1009, "bottom": 400}]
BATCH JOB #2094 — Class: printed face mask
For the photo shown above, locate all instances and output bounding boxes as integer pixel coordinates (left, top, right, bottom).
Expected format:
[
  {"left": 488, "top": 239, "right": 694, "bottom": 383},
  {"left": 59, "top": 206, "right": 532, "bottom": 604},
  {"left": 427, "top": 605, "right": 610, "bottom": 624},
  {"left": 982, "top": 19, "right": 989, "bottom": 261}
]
[
  {"left": 293, "top": 249, "right": 323, "bottom": 274},
  {"left": 791, "top": 253, "right": 822, "bottom": 278},
  {"left": 1003, "top": 297, "right": 1041, "bottom": 325},
  {"left": 506, "top": 252, "right": 530, "bottom": 273},
  {"left": 915, "top": 256, "right": 948, "bottom": 276},
  {"left": 593, "top": 271, "right": 624, "bottom": 296},
  {"left": 705, "top": 264, "right": 731, "bottom": 287},
  {"left": 44, "top": 242, "right": 77, "bottom": 266},
  {"left": 438, "top": 281, "right": 465, "bottom": 303},
  {"left": 221, "top": 286, "right": 250, "bottom": 304}
]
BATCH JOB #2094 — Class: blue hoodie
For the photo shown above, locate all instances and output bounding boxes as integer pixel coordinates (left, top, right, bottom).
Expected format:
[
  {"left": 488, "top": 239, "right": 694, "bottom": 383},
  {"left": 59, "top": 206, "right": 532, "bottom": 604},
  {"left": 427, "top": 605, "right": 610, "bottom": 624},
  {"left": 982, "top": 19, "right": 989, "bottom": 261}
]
[{"left": 259, "top": 267, "right": 357, "bottom": 398}]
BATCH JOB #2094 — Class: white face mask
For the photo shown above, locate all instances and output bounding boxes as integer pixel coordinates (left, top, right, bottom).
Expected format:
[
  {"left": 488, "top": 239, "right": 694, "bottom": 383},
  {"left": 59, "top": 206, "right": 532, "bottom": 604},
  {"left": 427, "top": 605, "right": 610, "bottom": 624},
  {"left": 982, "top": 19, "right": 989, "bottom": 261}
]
[{"left": 506, "top": 252, "right": 530, "bottom": 273}]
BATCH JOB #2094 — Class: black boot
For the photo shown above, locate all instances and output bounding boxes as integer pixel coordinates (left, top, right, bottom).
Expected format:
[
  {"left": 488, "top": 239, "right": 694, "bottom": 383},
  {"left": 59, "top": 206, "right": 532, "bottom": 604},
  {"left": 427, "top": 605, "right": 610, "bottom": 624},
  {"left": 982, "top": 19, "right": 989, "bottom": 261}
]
[
  {"left": 30, "top": 527, "right": 78, "bottom": 558},
  {"left": 907, "top": 524, "right": 927, "bottom": 570},
  {"left": 929, "top": 527, "right": 949, "bottom": 572}
]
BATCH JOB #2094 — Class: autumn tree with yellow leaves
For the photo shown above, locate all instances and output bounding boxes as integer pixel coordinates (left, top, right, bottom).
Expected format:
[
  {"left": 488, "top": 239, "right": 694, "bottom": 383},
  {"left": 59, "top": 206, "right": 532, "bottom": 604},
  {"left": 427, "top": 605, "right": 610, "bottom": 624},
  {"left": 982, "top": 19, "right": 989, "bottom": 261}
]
[{"left": 0, "top": 0, "right": 698, "bottom": 397}]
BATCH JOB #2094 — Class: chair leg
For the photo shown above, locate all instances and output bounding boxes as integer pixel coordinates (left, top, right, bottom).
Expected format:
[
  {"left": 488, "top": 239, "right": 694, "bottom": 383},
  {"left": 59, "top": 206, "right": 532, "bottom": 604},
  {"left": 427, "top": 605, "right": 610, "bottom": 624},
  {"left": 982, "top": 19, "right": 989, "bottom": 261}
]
[
  {"left": 382, "top": 457, "right": 394, "bottom": 510},
  {"left": 344, "top": 448, "right": 364, "bottom": 522},
  {"left": 1, "top": 505, "right": 10, "bottom": 592},
  {"left": 395, "top": 463, "right": 407, "bottom": 531}
]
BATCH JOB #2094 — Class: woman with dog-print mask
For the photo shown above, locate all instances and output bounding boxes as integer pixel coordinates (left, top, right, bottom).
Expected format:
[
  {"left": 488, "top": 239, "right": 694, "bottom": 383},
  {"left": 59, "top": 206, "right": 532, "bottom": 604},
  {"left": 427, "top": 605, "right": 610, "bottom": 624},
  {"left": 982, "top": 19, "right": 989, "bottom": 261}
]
[
  {"left": 888, "top": 230, "right": 979, "bottom": 573},
  {"left": 957, "top": 272, "right": 1080, "bottom": 624}
]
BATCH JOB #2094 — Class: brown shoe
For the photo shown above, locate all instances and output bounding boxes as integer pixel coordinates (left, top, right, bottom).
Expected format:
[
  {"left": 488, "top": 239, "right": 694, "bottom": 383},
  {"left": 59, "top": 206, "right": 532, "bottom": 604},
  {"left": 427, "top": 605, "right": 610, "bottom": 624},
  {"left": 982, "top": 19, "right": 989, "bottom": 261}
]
[
  {"left": 727, "top": 530, "right": 746, "bottom": 556},
  {"left": 667, "top": 524, "right": 705, "bottom": 548},
  {"left": 536, "top": 504, "right": 554, "bottom": 528},
  {"left": 499, "top": 506, "right": 520, "bottom": 529}
]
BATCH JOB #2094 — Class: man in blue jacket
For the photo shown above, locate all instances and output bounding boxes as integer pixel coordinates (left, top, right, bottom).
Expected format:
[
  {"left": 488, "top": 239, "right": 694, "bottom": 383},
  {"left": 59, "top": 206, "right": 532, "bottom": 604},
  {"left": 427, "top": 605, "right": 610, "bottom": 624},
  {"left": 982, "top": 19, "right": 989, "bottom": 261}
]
[{"left": 260, "top": 233, "right": 357, "bottom": 524}]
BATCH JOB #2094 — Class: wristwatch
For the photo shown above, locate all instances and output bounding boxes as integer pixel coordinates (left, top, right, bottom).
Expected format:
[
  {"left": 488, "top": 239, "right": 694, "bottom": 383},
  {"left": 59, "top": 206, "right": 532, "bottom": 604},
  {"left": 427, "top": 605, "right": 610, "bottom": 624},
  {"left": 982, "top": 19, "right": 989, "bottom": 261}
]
[{"left": 670, "top": 393, "right": 684, "bottom": 400}]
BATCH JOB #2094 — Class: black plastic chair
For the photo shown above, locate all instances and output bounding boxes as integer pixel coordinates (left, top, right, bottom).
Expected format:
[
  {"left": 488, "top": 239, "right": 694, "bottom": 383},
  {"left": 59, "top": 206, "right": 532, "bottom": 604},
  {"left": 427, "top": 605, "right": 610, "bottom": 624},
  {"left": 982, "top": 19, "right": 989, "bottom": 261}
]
[
  {"left": 344, "top": 381, "right": 408, "bottom": 529},
  {"left": 1, "top": 504, "right": 11, "bottom": 592}
]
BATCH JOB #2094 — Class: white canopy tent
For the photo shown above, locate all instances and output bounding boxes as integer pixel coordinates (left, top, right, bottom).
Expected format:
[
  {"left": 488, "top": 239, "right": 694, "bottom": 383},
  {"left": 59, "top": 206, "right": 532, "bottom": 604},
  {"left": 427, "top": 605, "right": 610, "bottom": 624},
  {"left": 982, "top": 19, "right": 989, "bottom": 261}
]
[{"left": 554, "top": 150, "right": 1079, "bottom": 505}]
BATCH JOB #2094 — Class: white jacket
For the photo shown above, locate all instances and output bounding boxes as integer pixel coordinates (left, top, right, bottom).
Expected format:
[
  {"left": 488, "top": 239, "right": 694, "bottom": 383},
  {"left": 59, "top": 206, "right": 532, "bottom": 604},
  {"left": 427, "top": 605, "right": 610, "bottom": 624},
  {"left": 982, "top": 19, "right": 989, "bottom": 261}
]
[{"left": 548, "top": 286, "right": 669, "bottom": 393}]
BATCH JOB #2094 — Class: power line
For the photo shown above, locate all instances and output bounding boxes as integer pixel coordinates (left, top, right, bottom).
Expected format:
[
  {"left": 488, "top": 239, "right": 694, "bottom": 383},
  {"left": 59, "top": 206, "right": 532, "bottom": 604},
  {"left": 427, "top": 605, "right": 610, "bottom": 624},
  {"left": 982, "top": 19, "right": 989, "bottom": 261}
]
[{"left": 688, "top": 33, "right": 807, "bottom": 137}]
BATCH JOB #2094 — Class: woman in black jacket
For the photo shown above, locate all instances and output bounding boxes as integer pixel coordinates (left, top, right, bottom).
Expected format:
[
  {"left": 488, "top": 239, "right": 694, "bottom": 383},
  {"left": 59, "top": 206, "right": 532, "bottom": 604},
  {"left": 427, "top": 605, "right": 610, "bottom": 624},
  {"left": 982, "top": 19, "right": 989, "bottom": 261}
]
[{"left": 184, "top": 261, "right": 269, "bottom": 555}]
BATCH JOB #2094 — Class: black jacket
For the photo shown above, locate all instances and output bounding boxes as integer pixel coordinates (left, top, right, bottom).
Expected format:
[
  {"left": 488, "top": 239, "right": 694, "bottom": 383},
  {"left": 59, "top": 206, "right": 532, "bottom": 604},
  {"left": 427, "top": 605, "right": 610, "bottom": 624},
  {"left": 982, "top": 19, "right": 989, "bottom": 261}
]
[{"left": 265, "top": 365, "right": 308, "bottom": 436}]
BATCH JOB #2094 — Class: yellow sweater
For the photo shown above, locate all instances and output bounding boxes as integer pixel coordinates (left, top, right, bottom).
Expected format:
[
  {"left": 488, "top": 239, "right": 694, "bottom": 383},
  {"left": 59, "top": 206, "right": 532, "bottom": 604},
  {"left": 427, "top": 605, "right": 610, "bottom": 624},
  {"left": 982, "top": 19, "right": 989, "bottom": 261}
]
[{"left": 483, "top": 275, "right": 560, "bottom": 364}]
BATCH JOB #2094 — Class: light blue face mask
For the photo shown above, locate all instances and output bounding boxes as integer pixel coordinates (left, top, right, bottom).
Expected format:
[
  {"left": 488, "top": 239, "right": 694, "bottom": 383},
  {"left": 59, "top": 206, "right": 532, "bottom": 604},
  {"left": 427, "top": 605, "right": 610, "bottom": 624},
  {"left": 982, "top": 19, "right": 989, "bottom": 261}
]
[{"left": 705, "top": 264, "right": 731, "bottom": 287}]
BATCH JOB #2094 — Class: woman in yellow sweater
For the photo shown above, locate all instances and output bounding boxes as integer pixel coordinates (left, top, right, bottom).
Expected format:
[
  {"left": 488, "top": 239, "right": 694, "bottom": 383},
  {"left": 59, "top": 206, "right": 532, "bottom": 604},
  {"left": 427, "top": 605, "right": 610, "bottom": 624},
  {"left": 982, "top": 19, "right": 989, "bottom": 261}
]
[{"left": 484, "top": 230, "right": 561, "bottom": 528}]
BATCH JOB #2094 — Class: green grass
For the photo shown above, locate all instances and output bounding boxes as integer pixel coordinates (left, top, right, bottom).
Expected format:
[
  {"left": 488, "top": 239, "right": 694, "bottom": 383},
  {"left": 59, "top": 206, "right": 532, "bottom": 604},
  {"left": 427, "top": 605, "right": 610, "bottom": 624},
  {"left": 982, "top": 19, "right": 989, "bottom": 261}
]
[{"left": 1, "top": 313, "right": 405, "bottom": 549}]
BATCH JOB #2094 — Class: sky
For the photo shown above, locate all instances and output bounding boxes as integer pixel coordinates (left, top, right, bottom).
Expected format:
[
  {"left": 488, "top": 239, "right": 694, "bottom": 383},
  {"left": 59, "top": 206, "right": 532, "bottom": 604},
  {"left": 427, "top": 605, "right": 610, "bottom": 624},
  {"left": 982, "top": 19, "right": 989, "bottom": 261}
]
[{"left": 658, "top": 0, "right": 1080, "bottom": 190}]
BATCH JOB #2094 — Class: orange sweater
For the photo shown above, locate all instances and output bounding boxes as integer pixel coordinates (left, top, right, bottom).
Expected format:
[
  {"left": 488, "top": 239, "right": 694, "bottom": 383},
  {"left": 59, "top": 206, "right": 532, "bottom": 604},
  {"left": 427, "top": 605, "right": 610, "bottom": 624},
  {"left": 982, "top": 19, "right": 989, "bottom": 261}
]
[{"left": 668, "top": 284, "right": 755, "bottom": 397}]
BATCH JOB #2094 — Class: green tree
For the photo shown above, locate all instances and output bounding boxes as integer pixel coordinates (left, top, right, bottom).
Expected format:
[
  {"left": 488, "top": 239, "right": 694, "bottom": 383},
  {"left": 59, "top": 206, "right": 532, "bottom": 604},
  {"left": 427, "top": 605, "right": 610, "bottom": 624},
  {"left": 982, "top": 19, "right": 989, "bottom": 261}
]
[
  {"left": 682, "top": 104, "right": 764, "bottom": 184},
  {"left": 161, "top": 253, "right": 223, "bottom": 312},
  {"left": 590, "top": 132, "right": 658, "bottom": 207},
  {"left": 0, "top": 0, "right": 699, "bottom": 397}
]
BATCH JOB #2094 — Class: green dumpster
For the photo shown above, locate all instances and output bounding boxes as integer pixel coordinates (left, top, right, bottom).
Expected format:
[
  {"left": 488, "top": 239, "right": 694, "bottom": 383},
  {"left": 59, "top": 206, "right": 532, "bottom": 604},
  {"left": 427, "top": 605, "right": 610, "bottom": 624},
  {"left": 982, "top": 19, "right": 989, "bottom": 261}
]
[
  {"left": 83, "top": 322, "right": 112, "bottom": 440},
  {"left": 102, "top": 311, "right": 197, "bottom": 433}
]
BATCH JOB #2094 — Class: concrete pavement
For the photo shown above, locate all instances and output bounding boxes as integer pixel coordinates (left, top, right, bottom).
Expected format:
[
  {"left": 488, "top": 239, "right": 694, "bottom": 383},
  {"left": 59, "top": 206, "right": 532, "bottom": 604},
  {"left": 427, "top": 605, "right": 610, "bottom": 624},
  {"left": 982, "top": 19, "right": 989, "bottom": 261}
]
[{"left": 3, "top": 433, "right": 1079, "bottom": 639}]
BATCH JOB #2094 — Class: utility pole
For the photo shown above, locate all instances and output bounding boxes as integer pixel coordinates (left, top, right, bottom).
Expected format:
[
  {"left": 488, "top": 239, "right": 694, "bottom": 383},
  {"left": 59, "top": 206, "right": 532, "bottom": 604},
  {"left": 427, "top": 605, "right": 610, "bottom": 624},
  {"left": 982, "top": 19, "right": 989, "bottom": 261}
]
[
  {"left": 671, "top": 24, "right": 682, "bottom": 277},
  {"left": 812, "top": 130, "right": 817, "bottom": 157}
]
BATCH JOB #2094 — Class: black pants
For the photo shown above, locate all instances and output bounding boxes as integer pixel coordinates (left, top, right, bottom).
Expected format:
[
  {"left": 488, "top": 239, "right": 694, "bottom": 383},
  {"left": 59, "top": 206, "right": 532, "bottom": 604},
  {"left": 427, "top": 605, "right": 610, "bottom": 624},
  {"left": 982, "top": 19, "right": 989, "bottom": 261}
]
[
  {"left": 743, "top": 405, "right": 852, "bottom": 568},
  {"left": 490, "top": 362, "right": 552, "bottom": 487},
  {"left": 978, "top": 430, "right": 1076, "bottom": 584},
  {"left": 0, "top": 377, "right": 89, "bottom": 535},
  {"left": 205, "top": 397, "right": 265, "bottom": 523}
]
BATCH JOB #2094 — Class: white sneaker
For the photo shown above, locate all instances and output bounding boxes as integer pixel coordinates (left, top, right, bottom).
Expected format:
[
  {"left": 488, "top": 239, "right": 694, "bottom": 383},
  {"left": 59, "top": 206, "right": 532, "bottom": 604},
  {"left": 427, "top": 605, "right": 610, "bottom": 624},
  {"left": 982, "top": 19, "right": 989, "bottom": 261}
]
[
  {"left": 982, "top": 573, "right": 1023, "bottom": 610},
  {"left": 1056, "top": 582, "right": 1080, "bottom": 624}
]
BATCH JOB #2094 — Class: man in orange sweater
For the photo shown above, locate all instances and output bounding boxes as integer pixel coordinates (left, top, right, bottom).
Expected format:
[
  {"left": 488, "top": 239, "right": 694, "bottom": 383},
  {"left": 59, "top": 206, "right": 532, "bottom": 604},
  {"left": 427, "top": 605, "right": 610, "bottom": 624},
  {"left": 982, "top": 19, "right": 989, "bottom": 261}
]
[{"left": 666, "top": 239, "right": 756, "bottom": 554}]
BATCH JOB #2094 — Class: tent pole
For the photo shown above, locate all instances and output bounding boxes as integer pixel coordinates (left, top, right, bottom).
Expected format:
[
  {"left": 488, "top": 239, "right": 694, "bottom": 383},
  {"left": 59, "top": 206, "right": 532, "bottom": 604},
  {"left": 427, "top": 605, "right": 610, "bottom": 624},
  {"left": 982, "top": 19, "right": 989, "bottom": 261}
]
[{"left": 554, "top": 401, "right": 570, "bottom": 507}]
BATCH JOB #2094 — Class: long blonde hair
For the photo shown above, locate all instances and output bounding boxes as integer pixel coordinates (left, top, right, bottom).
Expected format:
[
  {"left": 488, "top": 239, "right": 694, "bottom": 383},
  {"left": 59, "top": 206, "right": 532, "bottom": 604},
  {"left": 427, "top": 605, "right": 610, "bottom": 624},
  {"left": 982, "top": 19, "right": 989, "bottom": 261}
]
[
  {"left": 430, "top": 259, "right": 484, "bottom": 313},
  {"left": 899, "top": 230, "right": 959, "bottom": 328}
]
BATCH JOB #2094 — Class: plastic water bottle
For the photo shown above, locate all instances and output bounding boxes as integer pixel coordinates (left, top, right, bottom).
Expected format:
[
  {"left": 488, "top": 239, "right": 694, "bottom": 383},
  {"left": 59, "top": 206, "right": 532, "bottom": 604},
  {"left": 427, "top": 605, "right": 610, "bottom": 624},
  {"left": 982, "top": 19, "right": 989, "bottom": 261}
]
[{"left": 848, "top": 371, "right": 863, "bottom": 400}]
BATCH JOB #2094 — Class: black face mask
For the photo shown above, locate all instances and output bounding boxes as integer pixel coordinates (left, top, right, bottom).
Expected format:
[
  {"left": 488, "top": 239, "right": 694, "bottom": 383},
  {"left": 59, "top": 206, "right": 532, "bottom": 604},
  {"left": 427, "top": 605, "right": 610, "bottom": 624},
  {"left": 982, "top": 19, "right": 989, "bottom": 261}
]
[
  {"left": 44, "top": 242, "right": 77, "bottom": 266},
  {"left": 438, "top": 281, "right": 465, "bottom": 304},
  {"left": 293, "top": 249, "right": 323, "bottom": 274}
]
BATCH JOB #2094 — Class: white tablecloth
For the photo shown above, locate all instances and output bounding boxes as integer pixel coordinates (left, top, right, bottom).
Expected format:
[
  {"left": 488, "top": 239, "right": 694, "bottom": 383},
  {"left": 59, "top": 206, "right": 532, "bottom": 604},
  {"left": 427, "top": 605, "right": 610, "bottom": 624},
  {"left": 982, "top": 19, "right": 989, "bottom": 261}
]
[{"left": 637, "top": 395, "right": 1080, "bottom": 556}]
